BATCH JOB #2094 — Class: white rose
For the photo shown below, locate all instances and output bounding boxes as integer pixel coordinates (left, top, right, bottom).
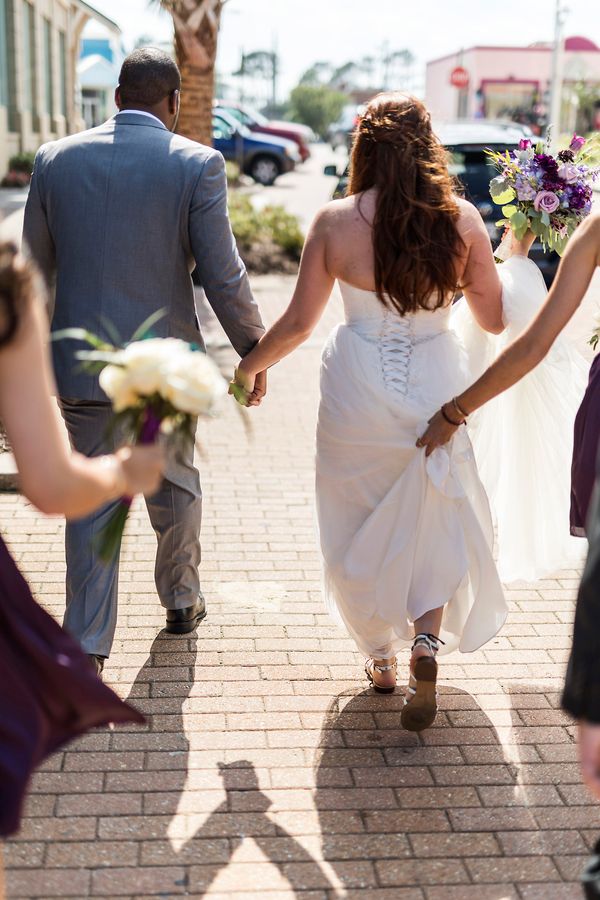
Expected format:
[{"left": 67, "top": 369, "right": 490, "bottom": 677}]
[
  {"left": 121, "top": 338, "right": 189, "bottom": 397},
  {"left": 162, "top": 351, "right": 227, "bottom": 415},
  {"left": 99, "top": 365, "right": 139, "bottom": 412}
]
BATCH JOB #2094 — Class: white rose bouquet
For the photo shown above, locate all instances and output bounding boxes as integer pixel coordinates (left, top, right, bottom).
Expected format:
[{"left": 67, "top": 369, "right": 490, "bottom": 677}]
[{"left": 54, "top": 315, "right": 226, "bottom": 560}]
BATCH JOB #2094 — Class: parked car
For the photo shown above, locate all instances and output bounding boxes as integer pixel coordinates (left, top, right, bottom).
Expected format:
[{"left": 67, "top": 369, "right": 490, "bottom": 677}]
[
  {"left": 216, "top": 101, "right": 313, "bottom": 162},
  {"left": 327, "top": 103, "right": 365, "bottom": 151},
  {"left": 213, "top": 109, "right": 299, "bottom": 186},
  {"left": 323, "top": 120, "right": 559, "bottom": 286}
]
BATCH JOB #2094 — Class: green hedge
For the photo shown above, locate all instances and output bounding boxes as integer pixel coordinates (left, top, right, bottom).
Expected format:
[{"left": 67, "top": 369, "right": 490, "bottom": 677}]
[{"left": 229, "top": 193, "right": 304, "bottom": 259}]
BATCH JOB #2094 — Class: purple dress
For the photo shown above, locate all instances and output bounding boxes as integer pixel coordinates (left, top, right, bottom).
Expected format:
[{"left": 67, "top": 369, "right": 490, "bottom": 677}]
[
  {"left": 571, "top": 355, "right": 600, "bottom": 537},
  {"left": 0, "top": 535, "right": 143, "bottom": 836}
]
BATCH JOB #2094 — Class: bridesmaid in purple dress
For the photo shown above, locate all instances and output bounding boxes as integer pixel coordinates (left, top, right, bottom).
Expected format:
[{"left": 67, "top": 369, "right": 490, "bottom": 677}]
[
  {"left": 571, "top": 355, "right": 600, "bottom": 536},
  {"left": 0, "top": 243, "right": 164, "bottom": 847}
]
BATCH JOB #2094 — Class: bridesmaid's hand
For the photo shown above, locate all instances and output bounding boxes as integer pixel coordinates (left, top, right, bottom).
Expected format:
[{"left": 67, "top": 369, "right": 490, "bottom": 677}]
[
  {"left": 416, "top": 407, "right": 459, "bottom": 456},
  {"left": 579, "top": 720, "right": 600, "bottom": 801}
]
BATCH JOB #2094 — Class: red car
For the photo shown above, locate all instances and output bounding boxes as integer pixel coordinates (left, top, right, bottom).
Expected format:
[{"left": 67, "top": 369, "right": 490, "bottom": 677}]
[{"left": 215, "top": 102, "right": 312, "bottom": 162}]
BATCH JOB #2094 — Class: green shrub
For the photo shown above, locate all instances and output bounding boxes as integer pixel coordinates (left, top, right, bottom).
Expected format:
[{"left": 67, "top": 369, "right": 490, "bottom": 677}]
[
  {"left": 225, "top": 160, "right": 241, "bottom": 188},
  {"left": 260, "top": 205, "right": 304, "bottom": 255},
  {"left": 228, "top": 193, "right": 304, "bottom": 261},
  {"left": 8, "top": 152, "right": 36, "bottom": 174}
]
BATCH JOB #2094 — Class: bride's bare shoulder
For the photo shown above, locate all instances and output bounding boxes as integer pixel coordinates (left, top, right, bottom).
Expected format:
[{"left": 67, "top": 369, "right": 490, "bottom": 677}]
[
  {"left": 455, "top": 197, "right": 489, "bottom": 243},
  {"left": 310, "top": 191, "right": 374, "bottom": 234}
]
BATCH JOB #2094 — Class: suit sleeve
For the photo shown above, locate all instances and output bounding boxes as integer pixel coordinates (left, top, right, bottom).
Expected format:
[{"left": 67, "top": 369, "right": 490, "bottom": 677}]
[
  {"left": 562, "top": 481, "right": 600, "bottom": 723},
  {"left": 189, "top": 150, "right": 265, "bottom": 357},
  {"left": 22, "top": 146, "right": 56, "bottom": 291}
]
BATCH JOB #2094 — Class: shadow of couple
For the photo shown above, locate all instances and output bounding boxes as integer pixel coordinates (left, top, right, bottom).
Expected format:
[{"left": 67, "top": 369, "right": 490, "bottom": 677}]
[{"left": 115, "top": 634, "right": 583, "bottom": 897}]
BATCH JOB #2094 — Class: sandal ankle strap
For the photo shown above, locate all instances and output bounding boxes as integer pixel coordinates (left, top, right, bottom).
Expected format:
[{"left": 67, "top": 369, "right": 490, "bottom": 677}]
[
  {"left": 411, "top": 633, "right": 445, "bottom": 654},
  {"left": 368, "top": 658, "right": 397, "bottom": 673}
]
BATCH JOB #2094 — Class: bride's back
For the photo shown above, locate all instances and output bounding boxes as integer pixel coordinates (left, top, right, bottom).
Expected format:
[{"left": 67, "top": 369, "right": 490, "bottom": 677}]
[{"left": 320, "top": 92, "right": 502, "bottom": 331}]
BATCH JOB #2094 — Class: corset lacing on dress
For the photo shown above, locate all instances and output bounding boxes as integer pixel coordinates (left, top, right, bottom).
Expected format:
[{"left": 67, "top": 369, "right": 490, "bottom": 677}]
[{"left": 379, "top": 312, "right": 413, "bottom": 397}]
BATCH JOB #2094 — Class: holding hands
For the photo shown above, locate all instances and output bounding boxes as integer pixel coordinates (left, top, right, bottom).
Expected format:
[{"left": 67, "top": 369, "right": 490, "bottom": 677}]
[{"left": 229, "top": 365, "right": 267, "bottom": 407}]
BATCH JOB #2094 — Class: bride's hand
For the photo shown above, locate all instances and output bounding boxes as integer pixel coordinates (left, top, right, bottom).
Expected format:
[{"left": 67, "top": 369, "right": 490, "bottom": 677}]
[
  {"left": 416, "top": 407, "right": 460, "bottom": 456},
  {"left": 228, "top": 364, "right": 255, "bottom": 407},
  {"left": 508, "top": 228, "right": 536, "bottom": 258}
]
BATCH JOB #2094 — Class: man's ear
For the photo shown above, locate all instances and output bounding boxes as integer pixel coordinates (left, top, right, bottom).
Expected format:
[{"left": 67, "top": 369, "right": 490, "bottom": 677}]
[
  {"left": 114, "top": 87, "right": 121, "bottom": 110},
  {"left": 170, "top": 89, "right": 180, "bottom": 116}
]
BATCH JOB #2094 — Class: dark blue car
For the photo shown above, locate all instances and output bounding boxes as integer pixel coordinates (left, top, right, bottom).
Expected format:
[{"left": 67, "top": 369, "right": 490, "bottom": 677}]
[{"left": 213, "top": 110, "right": 298, "bottom": 186}]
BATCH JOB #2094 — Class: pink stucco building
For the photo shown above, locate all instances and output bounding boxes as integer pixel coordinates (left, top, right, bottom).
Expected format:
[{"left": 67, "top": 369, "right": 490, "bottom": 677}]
[{"left": 425, "top": 36, "right": 600, "bottom": 133}]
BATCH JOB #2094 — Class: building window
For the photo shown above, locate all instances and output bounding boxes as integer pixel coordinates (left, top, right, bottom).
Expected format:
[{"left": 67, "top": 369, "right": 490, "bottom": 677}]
[
  {"left": 21, "top": 0, "right": 37, "bottom": 116},
  {"left": 43, "top": 18, "right": 53, "bottom": 117},
  {"left": 58, "top": 30, "right": 67, "bottom": 117}
]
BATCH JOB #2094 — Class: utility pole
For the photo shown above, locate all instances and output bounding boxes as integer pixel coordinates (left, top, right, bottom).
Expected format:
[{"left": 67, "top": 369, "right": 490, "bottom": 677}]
[{"left": 548, "top": 0, "right": 567, "bottom": 149}]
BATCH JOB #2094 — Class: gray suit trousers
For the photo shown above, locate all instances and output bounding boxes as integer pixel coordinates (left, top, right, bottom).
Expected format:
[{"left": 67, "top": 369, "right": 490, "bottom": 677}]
[{"left": 60, "top": 400, "right": 202, "bottom": 658}]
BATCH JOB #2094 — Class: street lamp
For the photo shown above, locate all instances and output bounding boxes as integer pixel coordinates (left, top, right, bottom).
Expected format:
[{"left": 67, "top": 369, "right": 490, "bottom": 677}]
[{"left": 548, "top": 0, "right": 568, "bottom": 149}]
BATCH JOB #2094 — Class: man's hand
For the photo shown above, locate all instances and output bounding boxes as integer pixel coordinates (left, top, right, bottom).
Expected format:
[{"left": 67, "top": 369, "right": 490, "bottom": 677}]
[
  {"left": 579, "top": 721, "right": 600, "bottom": 801},
  {"left": 247, "top": 369, "right": 267, "bottom": 407}
]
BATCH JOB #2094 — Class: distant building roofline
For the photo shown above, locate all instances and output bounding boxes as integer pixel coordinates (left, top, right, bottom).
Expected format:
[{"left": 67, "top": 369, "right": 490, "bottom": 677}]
[
  {"left": 76, "top": 0, "right": 121, "bottom": 35},
  {"left": 428, "top": 37, "right": 599, "bottom": 68}
]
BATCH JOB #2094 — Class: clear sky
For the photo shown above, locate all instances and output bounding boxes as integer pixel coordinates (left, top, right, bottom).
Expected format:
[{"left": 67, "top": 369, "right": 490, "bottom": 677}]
[{"left": 89, "top": 0, "right": 600, "bottom": 98}]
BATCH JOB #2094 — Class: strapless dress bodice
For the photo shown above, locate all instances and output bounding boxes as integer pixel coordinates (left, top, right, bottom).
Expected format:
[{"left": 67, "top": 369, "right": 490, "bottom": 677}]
[{"left": 337, "top": 280, "right": 455, "bottom": 399}]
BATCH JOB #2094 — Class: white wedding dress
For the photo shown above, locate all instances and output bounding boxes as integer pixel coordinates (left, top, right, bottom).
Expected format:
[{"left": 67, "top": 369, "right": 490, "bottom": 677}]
[
  {"left": 451, "top": 256, "right": 587, "bottom": 583},
  {"left": 316, "top": 280, "right": 508, "bottom": 659},
  {"left": 316, "top": 260, "right": 587, "bottom": 660}
]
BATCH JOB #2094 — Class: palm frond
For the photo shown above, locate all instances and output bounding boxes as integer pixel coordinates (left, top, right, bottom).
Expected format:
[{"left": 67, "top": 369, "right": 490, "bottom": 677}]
[{"left": 129, "top": 308, "right": 167, "bottom": 343}]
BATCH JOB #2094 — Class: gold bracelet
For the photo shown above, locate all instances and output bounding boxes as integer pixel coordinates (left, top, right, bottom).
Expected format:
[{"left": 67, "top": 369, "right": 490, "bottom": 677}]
[{"left": 452, "top": 396, "right": 469, "bottom": 419}]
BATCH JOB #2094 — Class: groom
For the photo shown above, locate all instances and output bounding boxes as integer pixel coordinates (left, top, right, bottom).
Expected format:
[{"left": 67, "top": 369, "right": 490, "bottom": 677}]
[{"left": 23, "top": 49, "right": 266, "bottom": 673}]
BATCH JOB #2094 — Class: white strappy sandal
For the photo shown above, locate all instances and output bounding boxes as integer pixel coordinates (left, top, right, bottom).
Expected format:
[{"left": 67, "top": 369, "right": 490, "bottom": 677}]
[
  {"left": 401, "top": 633, "right": 444, "bottom": 732},
  {"left": 365, "top": 657, "right": 397, "bottom": 694}
]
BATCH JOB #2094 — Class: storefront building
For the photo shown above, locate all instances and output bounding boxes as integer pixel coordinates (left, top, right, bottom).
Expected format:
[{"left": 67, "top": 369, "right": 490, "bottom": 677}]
[{"left": 426, "top": 37, "right": 600, "bottom": 134}]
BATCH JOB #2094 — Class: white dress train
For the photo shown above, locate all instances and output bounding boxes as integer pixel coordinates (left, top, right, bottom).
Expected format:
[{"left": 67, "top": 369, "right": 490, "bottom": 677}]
[
  {"left": 316, "top": 282, "right": 508, "bottom": 659},
  {"left": 451, "top": 256, "right": 588, "bottom": 583}
]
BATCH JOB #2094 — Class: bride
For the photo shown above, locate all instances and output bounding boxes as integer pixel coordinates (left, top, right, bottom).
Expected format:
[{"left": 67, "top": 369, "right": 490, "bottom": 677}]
[{"left": 233, "top": 92, "right": 535, "bottom": 732}]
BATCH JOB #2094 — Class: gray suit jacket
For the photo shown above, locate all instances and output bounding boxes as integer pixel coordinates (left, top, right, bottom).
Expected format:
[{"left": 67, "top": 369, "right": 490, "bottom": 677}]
[{"left": 23, "top": 112, "right": 265, "bottom": 400}]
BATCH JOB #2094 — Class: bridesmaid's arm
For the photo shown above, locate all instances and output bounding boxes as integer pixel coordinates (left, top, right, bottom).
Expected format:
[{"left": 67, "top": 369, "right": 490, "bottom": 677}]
[
  {"left": 418, "top": 212, "right": 600, "bottom": 453},
  {"left": 236, "top": 207, "right": 335, "bottom": 387}
]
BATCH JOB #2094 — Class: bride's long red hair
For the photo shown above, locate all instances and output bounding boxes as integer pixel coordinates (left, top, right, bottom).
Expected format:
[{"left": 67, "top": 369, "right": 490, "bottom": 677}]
[{"left": 349, "top": 92, "right": 463, "bottom": 314}]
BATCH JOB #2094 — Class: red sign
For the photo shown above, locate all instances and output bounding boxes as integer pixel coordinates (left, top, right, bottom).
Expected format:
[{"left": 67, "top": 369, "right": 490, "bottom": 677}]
[{"left": 450, "top": 66, "right": 469, "bottom": 89}]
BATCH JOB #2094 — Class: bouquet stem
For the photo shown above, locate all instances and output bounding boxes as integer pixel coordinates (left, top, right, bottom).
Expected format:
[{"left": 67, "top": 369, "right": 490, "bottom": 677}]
[{"left": 97, "top": 407, "right": 162, "bottom": 562}]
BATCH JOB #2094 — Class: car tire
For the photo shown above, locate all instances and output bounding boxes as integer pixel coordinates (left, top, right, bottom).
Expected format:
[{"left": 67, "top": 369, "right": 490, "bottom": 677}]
[{"left": 249, "top": 155, "right": 281, "bottom": 186}]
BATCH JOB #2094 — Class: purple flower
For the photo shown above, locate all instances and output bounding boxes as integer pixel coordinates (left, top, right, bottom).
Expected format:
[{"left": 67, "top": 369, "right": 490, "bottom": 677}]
[
  {"left": 534, "top": 190, "right": 560, "bottom": 214},
  {"left": 535, "top": 153, "right": 560, "bottom": 176},
  {"left": 569, "top": 133, "right": 586, "bottom": 152},
  {"left": 557, "top": 163, "right": 579, "bottom": 184},
  {"left": 566, "top": 184, "right": 589, "bottom": 210},
  {"left": 516, "top": 180, "right": 537, "bottom": 201},
  {"left": 519, "top": 138, "right": 532, "bottom": 150}
]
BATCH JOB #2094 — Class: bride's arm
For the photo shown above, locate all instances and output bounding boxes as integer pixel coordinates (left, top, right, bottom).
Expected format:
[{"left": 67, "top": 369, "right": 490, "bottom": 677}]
[
  {"left": 236, "top": 207, "right": 335, "bottom": 386},
  {"left": 457, "top": 202, "right": 505, "bottom": 335},
  {"left": 418, "top": 212, "right": 600, "bottom": 453}
]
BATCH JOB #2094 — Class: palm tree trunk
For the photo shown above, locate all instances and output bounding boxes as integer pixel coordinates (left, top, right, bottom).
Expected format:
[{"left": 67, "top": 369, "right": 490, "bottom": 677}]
[{"left": 160, "top": 0, "right": 224, "bottom": 146}]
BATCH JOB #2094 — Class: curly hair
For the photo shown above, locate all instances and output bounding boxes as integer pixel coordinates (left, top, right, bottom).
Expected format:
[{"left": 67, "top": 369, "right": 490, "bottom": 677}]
[
  {"left": 349, "top": 92, "right": 464, "bottom": 314},
  {"left": 0, "top": 242, "right": 35, "bottom": 347}
]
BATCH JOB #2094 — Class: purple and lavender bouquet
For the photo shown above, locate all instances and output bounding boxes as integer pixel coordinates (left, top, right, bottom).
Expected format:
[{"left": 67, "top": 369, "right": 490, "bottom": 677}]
[{"left": 488, "top": 132, "right": 599, "bottom": 255}]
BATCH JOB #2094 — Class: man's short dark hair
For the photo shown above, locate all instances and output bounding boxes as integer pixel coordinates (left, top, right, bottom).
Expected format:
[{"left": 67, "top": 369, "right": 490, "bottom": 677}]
[{"left": 118, "top": 48, "right": 181, "bottom": 107}]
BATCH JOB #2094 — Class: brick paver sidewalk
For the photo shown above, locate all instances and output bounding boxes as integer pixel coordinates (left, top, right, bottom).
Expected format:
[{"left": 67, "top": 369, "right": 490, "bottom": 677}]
[{"left": 3, "top": 275, "right": 593, "bottom": 900}]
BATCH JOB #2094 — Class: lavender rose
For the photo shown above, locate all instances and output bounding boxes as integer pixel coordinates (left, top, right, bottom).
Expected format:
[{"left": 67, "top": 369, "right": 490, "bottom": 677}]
[
  {"left": 534, "top": 191, "right": 560, "bottom": 214},
  {"left": 557, "top": 163, "right": 579, "bottom": 184}
]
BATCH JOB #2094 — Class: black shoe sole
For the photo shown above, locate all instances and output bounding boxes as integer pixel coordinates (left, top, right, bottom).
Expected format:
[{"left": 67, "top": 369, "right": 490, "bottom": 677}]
[{"left": 164, "top": 607, "right": 207, "bottom": 635}]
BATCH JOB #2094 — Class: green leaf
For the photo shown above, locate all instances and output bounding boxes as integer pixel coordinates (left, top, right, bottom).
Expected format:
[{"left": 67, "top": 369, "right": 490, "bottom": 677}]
[
  {"left": 540, "top": 210, "right": 551, "bottom": 227},
  {"left": 490, "top": 188, "right": 515, "bottom": 205},
  {"left": 228, "top": 380, "right": 249, "bottom": 407},
  {"left": 51, "top": 328, "right": 114, "bottom": 350},
  {"left": 129, "top": 308, "right": 167, "bottom": 343},
  {"left": 502, "top": 204, "right": 518, "bottom": 218},
  {"left": 510, "top": 211, "right": 529, "bottom": 240},
  {"left": 495, "top": 219, "right": 508, "bottom": 227}
]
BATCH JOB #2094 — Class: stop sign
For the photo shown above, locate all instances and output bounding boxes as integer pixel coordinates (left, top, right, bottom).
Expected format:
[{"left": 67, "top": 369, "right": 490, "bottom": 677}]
[{"left": 450, "top": 66, "right": 469, "bottom": 89}]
